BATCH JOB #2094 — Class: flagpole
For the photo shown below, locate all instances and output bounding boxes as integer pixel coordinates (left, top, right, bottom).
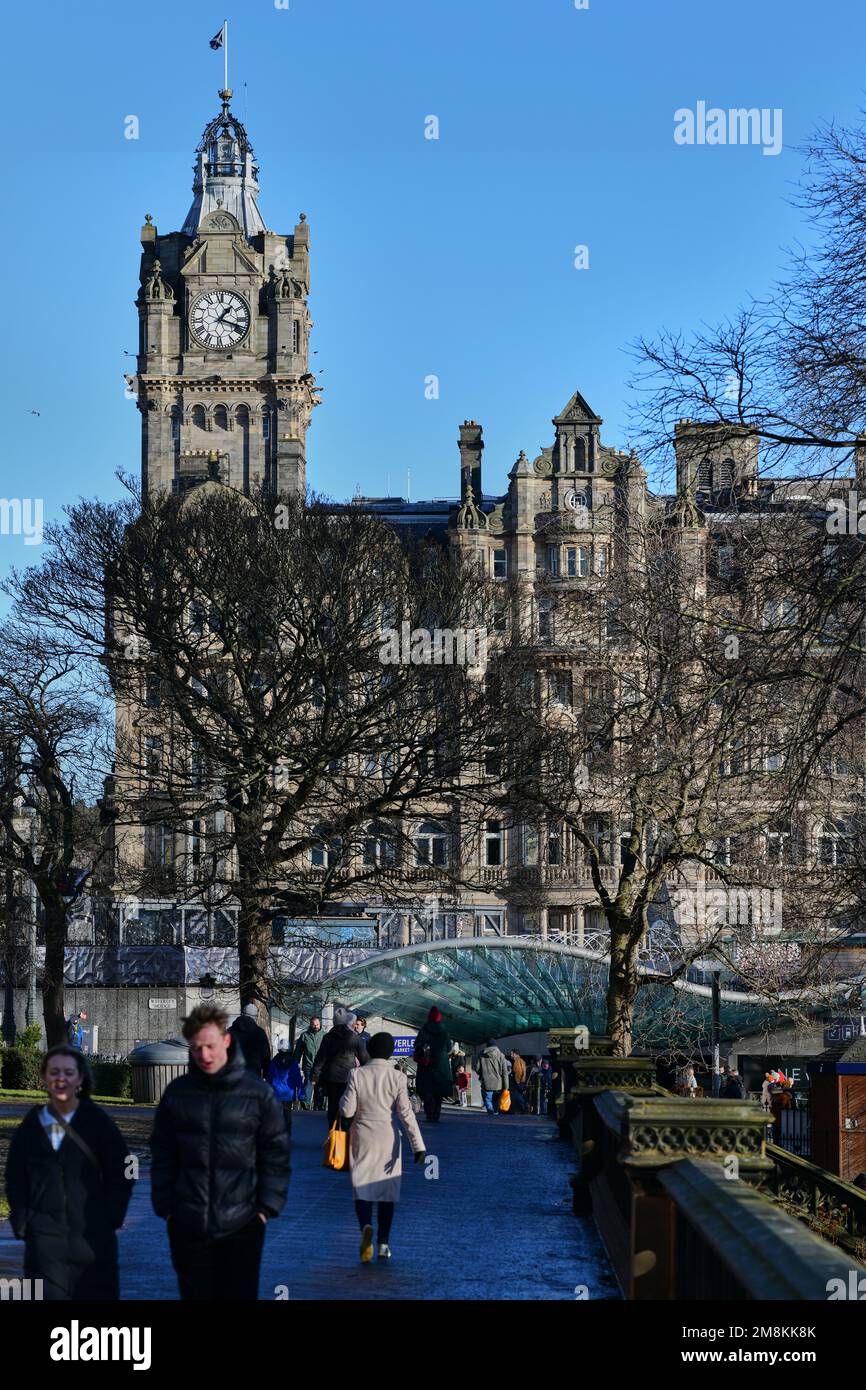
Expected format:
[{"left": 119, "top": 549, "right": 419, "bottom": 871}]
[{"left": 224, "top": 20, "right": 228, "bottom": 95}]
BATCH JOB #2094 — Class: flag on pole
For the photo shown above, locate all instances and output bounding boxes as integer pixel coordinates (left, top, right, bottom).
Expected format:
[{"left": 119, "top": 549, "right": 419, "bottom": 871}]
[{"left": 210, "top": 24, "right": 226, "bottom": 50}]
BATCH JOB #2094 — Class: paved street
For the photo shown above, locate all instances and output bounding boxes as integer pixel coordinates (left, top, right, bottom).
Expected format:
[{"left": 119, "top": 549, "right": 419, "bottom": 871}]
[{"left": 2, "top": 1104, "right": 619, "bottom": 1300}]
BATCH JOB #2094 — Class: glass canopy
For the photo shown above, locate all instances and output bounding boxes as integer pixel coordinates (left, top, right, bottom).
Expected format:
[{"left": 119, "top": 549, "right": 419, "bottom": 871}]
[{"left": 321, "top": 939, "right": 791, "bottom": 1047}]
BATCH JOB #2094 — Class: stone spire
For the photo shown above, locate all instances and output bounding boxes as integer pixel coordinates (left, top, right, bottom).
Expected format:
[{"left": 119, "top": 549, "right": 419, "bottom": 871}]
[{"left": 181, "top": 90, "right": 266, "bottom": 241}]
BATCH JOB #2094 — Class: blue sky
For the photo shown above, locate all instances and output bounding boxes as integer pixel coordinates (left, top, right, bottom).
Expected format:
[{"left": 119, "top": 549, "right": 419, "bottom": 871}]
[{"left": 2, "top": 0, "right": 864, "bottom": 582}]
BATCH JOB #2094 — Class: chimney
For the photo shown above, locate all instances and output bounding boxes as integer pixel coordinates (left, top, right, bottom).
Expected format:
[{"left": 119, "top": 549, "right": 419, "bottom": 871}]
[{"left": 459, "top": 421, "right": 484, "bottom": 503}]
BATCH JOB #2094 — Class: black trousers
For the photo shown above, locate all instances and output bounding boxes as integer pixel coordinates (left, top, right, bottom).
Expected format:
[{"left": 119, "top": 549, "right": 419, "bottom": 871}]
[
  {"left": 168, "top": 1214, "right": 266, "bottom": 1301},
  {"left": 326, "top": 1081, "right": 348, "bottom": 1127},
  {"left": 423, "top": 1094, "right": 442, "bottom": 1123},
  {"left": 355, "top": 1199, "right": 394, "bottom": 1244}
]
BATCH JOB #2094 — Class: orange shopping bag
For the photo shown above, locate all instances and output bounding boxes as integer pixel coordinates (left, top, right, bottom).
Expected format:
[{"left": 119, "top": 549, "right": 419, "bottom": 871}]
[
  {"left": 499, "top": 1089, "right": 512, "bottom": 1113},
  {"left": 322, "top": 1122, "right": 351, "bottom": 1171}
]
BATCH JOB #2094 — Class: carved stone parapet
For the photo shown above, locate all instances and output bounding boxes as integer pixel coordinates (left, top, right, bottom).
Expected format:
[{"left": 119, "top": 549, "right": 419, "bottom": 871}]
[
  {"left": 595, "top": 1092, "right": 773, "bottom": 1173},
  {"left": 567, "top": 1054, "right": 658, "bottom": 1094}
]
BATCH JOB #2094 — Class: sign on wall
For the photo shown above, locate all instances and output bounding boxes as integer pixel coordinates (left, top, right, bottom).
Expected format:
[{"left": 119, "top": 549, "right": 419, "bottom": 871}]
[
  {"left": 148, "top": 998, "right": 178, "bottom": 1010},
  {"left": 823, "top": 1018, "right": 864, "bottom": 1047}
]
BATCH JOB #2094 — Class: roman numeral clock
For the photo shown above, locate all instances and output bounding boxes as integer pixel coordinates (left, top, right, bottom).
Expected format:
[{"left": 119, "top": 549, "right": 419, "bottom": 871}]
[
  {"left": 133, "top": 92, "right": 320, "bottom": 500},
  {"left": 189, "top": 289, "right": 251, "bottom": 349}
]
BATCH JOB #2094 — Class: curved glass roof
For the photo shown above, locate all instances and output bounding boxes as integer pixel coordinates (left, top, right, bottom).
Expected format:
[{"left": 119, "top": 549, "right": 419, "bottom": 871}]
[{"left": 321, "top": 939, "right": 802, "bottom": 1047}]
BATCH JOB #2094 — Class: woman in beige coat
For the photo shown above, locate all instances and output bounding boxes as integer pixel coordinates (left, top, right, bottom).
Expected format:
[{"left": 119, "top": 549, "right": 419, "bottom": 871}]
[{"left": 339, "top": 1032, "right": 425, "bottom": 1263}]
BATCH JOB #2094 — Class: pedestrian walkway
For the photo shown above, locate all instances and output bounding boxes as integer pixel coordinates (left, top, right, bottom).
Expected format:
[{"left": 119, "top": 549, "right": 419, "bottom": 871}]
[
  {"left": 1, "top": 1102, "right": 619, "bottom": 1300},
  {"left": 116, "top": 1107, "right": 619, "bottom": 1300}
]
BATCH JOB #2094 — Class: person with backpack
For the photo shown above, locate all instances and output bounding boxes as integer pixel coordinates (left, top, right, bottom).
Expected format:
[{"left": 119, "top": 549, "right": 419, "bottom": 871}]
[
  {"left": 266, "top": 1041, "right": 306, "bottom": 1133},
  {"left": 476, "top": 1039, "right": 509, "bottom": 1114},
  {"left": 311, "top": 1006, "right": 370, "bottom": 1126},
  {"left": 412, "top": 1006, "right": 452, "bottom": 1123},
  {"left": 228, "top": 1003, "right": 272, "bottom": 1078},
  {"left": 720, "top": 1069, "right": 747, "bottom": 1100}
]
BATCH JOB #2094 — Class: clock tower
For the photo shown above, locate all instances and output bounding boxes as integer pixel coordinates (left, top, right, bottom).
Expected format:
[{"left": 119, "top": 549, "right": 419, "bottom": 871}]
[{"left": 133, "top": 89, "right": 319, "bottom": 499}]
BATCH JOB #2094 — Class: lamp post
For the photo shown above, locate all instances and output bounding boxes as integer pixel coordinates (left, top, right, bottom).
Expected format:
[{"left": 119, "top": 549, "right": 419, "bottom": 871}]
[
  {"left": 711, "top": 969, "right": 721, "bottom": 1097},
  {"left": 693, "top": 955, "right": 723, "bottom": 1096}
]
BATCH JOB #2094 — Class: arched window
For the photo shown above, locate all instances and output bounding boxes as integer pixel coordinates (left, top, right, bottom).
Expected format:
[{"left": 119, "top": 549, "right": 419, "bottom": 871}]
[
  {"left": 575, "top": 437, "right": 586, "bottom": 470},
  {"left": 214, "top": 405, "right": 228, "bottom": 431},
  {"left": 415, "top": 820, "right": 449, "bottom": 867},
  {"left": 714, "top": 457, "right": 734, "bottom": 489},
  {"left": 363, "top": 821, "right": 397, "bottom": 868},
  {"left": 696, "top": 457, "right": 712, "bottom": 489},
  {"left": 192, "top": 405, "right": 206, "bottom": 430},
  {"left": 236, "top": 405, "right": 250, "bottom": 430}
]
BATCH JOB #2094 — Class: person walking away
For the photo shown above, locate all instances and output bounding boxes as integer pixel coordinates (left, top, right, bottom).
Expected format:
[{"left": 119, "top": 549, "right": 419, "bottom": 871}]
[
  {"left": 476, "top": 1039, "right": 509, "bottom": 1114},
  {"left": 267, "top": 1040, "right": 305, "bottom": 1133},
  {"left": 150, "top": 1004, "right": 289, "bottom": 1301},
  {"left": 4, "top": 1046, "right": 134, "bottom": 1300},
  {"left": 509, "top": 1051, "right": 529, "bottom": 1114},
  {"left": 340, "top": 1032, "right": 425, "bottom": 1262},
  {"left": 293, "top": 1015, "right": 323, "bottom": 1109},
  {"left": 454, "top": 1065, "right": 470, "bottom": 1108},
  {"left": 412, "top": 1006, "right": 453, "bottom": 1123},
  {"left": 311, "top": 1006, "right": 370, "bottom": 1127},
  {"left": 229, "top": 1003, "right": 272, "bottom": 1078}
]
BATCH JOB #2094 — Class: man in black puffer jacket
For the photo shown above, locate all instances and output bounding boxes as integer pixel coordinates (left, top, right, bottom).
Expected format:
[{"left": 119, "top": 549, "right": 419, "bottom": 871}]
[
  {"left": 311, "top": 1006, "right": 370, "bottom": 1126},
  {"left": 150, "top": 1003, "right": 290, "bottom": 1301}
]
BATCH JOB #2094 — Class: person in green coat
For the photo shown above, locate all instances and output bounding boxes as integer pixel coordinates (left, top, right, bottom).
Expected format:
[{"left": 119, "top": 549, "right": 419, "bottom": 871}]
[
  {"left": 293, "top": 1016, "right": 323, "bottom": 1109},
  {"left": 412, "top": 1007, "right": 452, "bottom": 1123}
]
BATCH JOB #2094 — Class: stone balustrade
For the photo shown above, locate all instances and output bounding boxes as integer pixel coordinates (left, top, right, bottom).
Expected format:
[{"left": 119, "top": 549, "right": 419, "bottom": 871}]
[{"left": 563, "top": 1046, "right": 866, "bottom": 1300}]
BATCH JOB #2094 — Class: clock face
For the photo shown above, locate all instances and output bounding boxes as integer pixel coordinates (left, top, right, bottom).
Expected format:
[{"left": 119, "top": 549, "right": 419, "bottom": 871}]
[{"left": 189, "top": 290, "right": 251, "bottom": 349}]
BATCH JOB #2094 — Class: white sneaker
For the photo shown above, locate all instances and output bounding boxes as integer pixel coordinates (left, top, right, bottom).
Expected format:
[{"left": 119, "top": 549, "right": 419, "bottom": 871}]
[{"left": 378, "top": 1244, "right": 392, "bottom": 1260}]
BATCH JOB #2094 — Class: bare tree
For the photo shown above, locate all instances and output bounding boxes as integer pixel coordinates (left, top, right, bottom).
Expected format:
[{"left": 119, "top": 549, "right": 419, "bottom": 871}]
[
  {"left": 0, "top": 627, "right": 110, "bottom": 1044},
  {"left": 470, "top": 499, "right": 864, "bottom": 1054},
  {"left": 7, "top": 483, "right": 504, "bottom": 1028}
]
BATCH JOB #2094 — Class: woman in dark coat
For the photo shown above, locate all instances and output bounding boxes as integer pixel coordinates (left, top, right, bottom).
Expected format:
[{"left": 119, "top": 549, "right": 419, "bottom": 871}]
[
  {"left": 412, "top": 1007, "right": 452, "bottom": 1123},
  {"left": 4, "top": 1045, "right": 133, "bottom": 1300}
]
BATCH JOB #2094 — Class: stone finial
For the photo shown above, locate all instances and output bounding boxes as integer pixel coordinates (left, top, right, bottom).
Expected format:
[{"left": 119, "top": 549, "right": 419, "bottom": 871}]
[
  {"left": 144, "top": 259, "right": 173, "bottom": 301},
  {"left": 666, "top": 488, "right": 705, "bottom": 529},
  {"left": 456, "top": 483, "right": 488, "bottom": 530}
]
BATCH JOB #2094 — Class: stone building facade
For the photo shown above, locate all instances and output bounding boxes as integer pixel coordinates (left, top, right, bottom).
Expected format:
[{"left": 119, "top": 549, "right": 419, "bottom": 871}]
[{"left": 104, "top": 90, "right": 861, "bottom": 982}]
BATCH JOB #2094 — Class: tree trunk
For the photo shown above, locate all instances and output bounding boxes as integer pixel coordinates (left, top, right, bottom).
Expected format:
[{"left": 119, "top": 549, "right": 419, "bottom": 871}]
[
  {"left": 607, "top": 929, "right": 639, "bottom": 1058},
  {"left": 42, "top": 894, "right": 67, "bottom": 1046},
  {"left": 2, "top": 865, "right": 17, "bottom": 1044},
  {"left": 236, "top": 885, "right": 273, "bottom": 1036}
]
